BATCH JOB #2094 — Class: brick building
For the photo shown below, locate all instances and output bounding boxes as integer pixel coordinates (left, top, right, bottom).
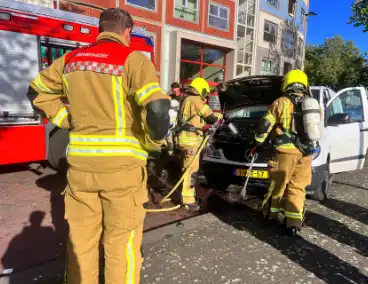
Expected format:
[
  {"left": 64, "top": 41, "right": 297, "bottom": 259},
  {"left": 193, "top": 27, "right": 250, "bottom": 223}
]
[
  {"left": 17, "top": 0, "right": 310, "bottom": 90},
  {"left": 35, "top": 0, "right": 238, "bottom": 91}
]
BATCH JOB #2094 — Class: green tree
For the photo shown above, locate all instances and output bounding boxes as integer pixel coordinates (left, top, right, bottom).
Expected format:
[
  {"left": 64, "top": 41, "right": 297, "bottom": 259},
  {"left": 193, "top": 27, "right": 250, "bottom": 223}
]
[
  {"left": 349, "top": 0, "right": 368, "bottom": 32},
  {"left": 304, "top": 36, "right": 366, "bottom": 90}
]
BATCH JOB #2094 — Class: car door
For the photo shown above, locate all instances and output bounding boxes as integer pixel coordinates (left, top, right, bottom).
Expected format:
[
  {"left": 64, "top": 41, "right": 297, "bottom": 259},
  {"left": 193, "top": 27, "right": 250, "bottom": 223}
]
[{"left": 325, "top": 87, "right": 368, "bottom": 173}]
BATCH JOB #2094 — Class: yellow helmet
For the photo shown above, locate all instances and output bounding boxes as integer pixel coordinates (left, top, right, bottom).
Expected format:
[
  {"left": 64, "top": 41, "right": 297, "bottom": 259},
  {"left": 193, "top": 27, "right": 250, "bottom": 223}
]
[
  {"left": 281, "top": 69, "right": 309, "bottom": 93},
  {"left": 189, "top": 77, "right": 210, "bottom": 97}
]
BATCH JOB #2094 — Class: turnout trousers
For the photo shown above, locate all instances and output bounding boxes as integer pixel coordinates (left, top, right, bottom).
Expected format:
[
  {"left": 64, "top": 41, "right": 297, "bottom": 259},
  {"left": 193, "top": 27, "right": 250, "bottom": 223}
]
[
  {"left": 180, "top": 146, "right": 201, "bottom": 205},
  {"left": 261, "top": 150, "right": 312, "bottom": 228},
  {"left": 63, "top": 166, "right": 149, "bottom": 284}
]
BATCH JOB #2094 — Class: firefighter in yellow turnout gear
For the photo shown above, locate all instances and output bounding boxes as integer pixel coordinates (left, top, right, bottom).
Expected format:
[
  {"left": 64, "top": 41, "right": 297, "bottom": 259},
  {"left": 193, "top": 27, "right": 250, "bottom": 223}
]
[
  {"left": 252, "top": 70, "right": 316, "bottom": 237},
  {"left": 177, "top": 78, "right": 222, "bottom": 211},
  {"left": 27, "top": 8, "right": 170, "bottom": 284}
]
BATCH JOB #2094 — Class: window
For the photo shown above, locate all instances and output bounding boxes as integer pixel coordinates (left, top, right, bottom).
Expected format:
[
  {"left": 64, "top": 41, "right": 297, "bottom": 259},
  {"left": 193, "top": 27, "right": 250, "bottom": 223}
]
[
  {"left": 208, "top": 2, "right": 229, "bottom": 30},
  {"left": 126, "top": 0, "right": 155, "bottom": 10},
  {"left": 180, "top": 40, "right": 226, "bottom": 87},
  {"left": 283, "top": 62, "right": 292, "bottom": 75},
  {"left": 301, "top": 8, "right": 306, "bottom": 29},
  {"left": 285, "top": 30, "right": 295, "bottom": 49},
  {"left": 288, "top": 0, "right": 296, "bottom": 16},
  {"left": 267, "top": 0, "right": 278, "bottom": 9},
  {"left": 298, "top": 38, "right": 304, "bottom": 56},
  {"left": 261, "top": 59, "right": 274, "bottom": 75},
  {"left": 174, "top": 0, "right": 198, "bottom": 22},
  {"left": 328, "top": 90, "right": 363, "bottom": 122},
  {"left": 263, "top": 20, "right": 278, "bottom": 43}
]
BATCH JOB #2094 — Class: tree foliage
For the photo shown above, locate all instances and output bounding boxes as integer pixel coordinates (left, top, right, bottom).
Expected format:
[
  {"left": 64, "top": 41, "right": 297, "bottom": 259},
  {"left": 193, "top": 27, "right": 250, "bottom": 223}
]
[
  {"left": 304, "top": 36, "right": 368, "bottom": 90},
  {"left": 349, "top": 0, "right": 368, "bottom": 32}
]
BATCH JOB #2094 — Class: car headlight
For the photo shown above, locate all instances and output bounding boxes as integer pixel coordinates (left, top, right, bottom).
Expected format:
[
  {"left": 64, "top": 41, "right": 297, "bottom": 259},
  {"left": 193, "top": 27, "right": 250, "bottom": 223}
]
[
  {"left": 206, "top": 144, "right": 221, "bottom": 159},
  {"left": 312, "top": 144, "right": 321, "bottom": 160}
]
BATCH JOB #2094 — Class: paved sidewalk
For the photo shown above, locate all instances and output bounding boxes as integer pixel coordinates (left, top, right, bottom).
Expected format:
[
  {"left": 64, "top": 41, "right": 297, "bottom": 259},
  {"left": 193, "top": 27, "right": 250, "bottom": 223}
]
[{"left": 1, "top": 169, "right": 368, "bottom": 284}]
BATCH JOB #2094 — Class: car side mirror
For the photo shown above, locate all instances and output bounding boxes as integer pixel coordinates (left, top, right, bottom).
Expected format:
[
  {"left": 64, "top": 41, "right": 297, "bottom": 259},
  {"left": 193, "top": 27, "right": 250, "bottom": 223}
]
[{"left": 327, "top": 113, "right": 351, "bottom": 126}]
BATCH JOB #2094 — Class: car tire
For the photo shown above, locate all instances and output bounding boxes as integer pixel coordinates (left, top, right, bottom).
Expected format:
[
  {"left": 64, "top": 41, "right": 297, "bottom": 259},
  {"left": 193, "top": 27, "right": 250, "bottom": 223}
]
[
  {"left": 310, "top": 163, "right": 331, "bottom": 201},
  {"left": 48, "top": 128, "right": 69, "bottom": 174}
]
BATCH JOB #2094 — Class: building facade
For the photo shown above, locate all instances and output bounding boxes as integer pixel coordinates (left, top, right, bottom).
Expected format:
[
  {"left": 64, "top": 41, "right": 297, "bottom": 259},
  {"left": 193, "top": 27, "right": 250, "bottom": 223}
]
[
  {"left": 16, "top": 0, "right": 309, "bottom": 89},
  {"left": 255, "top": 0, "right": 309, "bottom": 76}
]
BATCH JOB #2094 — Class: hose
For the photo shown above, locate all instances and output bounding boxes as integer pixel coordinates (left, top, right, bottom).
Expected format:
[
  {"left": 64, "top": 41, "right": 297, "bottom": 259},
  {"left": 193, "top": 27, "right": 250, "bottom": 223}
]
[{"left": 145, "top": 135, "right": 210, "bottom": 213}]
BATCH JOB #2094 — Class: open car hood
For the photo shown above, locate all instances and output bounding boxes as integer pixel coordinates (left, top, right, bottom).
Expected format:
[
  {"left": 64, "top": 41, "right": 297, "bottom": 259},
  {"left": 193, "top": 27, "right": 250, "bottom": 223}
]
[{"left": 217, "top": 75, "right": 283, "bottom": 112}]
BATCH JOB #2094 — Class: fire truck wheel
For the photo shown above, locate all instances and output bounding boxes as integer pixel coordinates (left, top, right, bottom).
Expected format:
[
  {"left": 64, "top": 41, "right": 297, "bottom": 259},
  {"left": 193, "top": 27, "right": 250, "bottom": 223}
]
[{"left": 48, "top": 128, "right": 69, "bottom": 174}]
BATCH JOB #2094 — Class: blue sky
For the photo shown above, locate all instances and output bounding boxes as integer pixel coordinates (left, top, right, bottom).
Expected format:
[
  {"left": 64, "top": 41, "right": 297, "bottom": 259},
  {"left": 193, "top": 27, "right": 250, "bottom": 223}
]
[{"left": 307, "top": 0, "right": 367, "bottom": 52}]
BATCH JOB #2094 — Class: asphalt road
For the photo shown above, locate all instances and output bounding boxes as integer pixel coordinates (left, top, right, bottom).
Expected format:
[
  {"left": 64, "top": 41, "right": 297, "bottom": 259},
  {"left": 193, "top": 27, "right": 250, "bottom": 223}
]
[
  {"left": 1, "top": 166, "right": 368, "bottom": 284},
  {"left": 140, "top": 169, "right": 368, "bottom": 284}
]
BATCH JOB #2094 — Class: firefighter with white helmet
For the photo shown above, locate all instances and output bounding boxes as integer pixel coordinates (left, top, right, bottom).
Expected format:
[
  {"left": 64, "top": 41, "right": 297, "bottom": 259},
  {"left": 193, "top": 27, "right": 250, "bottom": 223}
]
[
  {"left": 251, "top": 69, "right": 322, "bottom": 237},
  {"left": 177, "top": 77, "right": 222, "bottom": 211}
]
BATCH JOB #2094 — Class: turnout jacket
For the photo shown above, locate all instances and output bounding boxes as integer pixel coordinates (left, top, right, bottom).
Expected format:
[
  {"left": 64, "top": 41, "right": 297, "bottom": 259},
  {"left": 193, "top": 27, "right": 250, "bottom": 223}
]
[{"left": 28, "top": 32, "right": 170, "bottom": 172}]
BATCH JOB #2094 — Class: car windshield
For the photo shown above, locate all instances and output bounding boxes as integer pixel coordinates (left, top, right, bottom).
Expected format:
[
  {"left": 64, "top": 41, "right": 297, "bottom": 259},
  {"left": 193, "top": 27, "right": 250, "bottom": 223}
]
[{"left": 226, "top": 105, "right": 269, "bottom": 119}]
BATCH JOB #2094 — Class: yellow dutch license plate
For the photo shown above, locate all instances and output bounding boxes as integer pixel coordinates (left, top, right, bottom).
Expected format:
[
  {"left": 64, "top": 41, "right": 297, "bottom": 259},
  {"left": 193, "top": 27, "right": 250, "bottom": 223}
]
[{"left": 235, "top": 169, "right": 269, "bottom": 179}]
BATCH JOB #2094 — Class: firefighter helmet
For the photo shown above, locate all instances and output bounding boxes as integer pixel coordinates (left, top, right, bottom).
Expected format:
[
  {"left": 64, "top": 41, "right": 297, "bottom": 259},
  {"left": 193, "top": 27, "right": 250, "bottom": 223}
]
[
  {"left": 188, "top": 77, "right": 210, "bottom": 97},
  {"left": 282, "top": 69, "right": 309, "bottom": 93}
]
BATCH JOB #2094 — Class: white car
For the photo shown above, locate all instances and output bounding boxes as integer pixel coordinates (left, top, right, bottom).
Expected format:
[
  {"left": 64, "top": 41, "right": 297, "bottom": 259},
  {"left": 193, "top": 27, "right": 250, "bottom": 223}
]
[{"left": 202, "top": 75, "right": 368, "bottom": 201}]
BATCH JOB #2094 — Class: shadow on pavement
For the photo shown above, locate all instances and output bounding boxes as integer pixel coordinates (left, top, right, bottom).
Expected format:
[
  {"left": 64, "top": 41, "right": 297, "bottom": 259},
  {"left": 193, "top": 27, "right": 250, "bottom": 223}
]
[
  {"left": 304, "top": 211, "right": 368, "bottom": 258},
  {"left": 1, "top": 211, "right": 58, "bottom": 275},
  {"left": 321, "top": 198, "right": 368, "bottom": 226},
  {"left": 333, "top": 180, "right": 368, "bottom": 191},
  {"left": 211, "top": 197, "right": 368, "bottom": 284},
  {"left": 36, "top": 172, "right": 68, "bottom": 242}
]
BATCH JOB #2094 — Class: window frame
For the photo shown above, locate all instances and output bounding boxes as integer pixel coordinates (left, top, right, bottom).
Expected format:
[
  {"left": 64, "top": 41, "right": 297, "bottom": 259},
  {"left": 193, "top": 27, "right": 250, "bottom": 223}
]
[
  {"left": 301, "top": 8, "right": 306, "bottom": 29},
  {"left": 266, "top": 0, "right": 279, "bottom": 9},
  {"left": 327, "top": 90, "right": 364, "bottom": 123},
  {"left": 126, "top": 0, "right": 156, "bottom": 12},
  {"left": 180, "top": 40, "right": 227, "bottom": 87},
  {"left": 288, "top": 0, "right": 297, "bottom": 17},
  {"left": 263, "top": 20, "right": 278, "bottom": 44},
  {"left": 174, "top": 0, "right": 199, "bottom": 23},
  {"left": 298, "top": 37, "right": 304, "bottom": 56},
  {"left": 285, "top": 30, "right": 295, "bottom": 50},
  {"left": 261, "top": 58, "right": 274, "bottom": 75},
  {"left": 208, "top": 2, "right": 230, "bottom": 31}
]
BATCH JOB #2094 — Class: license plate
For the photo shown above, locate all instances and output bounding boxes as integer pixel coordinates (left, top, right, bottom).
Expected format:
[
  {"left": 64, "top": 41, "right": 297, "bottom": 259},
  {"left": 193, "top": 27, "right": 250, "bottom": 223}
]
[{"left": 234, "top": 169, "right": 269, "bottom": 179}]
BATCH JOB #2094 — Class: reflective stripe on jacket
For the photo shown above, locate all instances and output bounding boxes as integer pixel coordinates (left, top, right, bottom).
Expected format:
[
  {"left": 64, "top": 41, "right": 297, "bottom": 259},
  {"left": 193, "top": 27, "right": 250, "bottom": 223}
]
[
  {"left": 255, "top": 96, "right": 300, "bottom": 154},
  {"left": 29, "top": 32, "right": 169, "bottom": 172},
  {"left": 177, "top": 95, "right": 213, "bottom": 148}
]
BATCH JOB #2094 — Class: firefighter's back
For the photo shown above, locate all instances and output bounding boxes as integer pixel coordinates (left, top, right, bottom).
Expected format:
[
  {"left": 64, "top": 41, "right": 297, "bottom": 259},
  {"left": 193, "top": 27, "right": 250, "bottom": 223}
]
[{"left": 64, "top": 37, "right": 149, "bottom": 172}]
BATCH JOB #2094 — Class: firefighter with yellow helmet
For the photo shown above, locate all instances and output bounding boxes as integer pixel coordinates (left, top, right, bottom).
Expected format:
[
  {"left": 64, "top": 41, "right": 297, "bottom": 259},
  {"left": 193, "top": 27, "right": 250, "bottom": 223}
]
[
  {"left": 251, "top": 69, "right": 321, "bottom": 237},
  {"left": 177, "top": 77, "right": 222, "bottom": 211}
]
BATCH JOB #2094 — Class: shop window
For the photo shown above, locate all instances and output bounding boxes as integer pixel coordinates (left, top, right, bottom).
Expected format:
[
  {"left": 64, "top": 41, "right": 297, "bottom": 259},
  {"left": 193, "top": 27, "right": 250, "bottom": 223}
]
[
  {"left": 126, "top": 0, "right": 155, "bottom": 10},
  {"left": 261, "top": 59, "right": 274, "bottom": 75},
  {"left": 180, "top": 40, "right": 226, "bottom": 86},
  {"left": 267, "top": 0, "right": 278, "bottom": 9},
  {"left": 264, "top": 20, "right": 277, "bottom": 43},
  {"left": 174, "top": 0, "right": 198, "bottom": 22},
  {"left": 288, "top": 0, "right": 296, "bottom": 17},
  {"left": 285, "top": 30, "right": 295, "bottom": 50},
  {"left": 208, "top": 2, "right": 229, "bottom": 31},
  {"left": 181, "top": 42, "right": 201, "bottom": 62}
]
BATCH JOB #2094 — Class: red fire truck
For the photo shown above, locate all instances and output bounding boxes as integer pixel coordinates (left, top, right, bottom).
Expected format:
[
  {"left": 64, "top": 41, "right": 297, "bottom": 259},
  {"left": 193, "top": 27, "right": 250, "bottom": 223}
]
[{"left": 0, "top": 0, "right": 155, "bottom": 172}]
